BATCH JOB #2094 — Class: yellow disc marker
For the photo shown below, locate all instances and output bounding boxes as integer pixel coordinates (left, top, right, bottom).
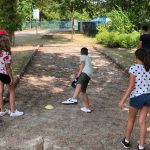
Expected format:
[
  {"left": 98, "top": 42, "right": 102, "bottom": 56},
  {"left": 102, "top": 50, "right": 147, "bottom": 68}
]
[{"left": 45, "top": 104, "right": 54, "bottom": 110}]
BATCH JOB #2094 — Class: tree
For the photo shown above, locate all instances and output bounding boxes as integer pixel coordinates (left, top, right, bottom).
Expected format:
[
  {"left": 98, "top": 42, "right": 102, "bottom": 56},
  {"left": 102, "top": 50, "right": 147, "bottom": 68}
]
[
  {"left": 0, "top": 0, "right": 22, "bottom": 44},
  {"left": 101, "top": 0, "right": 150, "bottom": 29}
]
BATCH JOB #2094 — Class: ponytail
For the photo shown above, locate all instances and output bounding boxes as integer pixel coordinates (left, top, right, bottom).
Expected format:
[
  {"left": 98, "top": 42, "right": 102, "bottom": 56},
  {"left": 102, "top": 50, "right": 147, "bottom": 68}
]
[{"left": 135, "top": 48, "right": 150, "bottom": 72}]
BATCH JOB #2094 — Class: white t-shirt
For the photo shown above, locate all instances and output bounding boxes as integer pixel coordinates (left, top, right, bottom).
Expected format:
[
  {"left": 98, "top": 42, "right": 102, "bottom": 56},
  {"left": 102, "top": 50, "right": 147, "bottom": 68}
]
[
  {"left": 129, "top": 64, "right": 150, "bottom": 98},
  {"left": 80, "top": 55, "right": 93, "bottom": 77}
]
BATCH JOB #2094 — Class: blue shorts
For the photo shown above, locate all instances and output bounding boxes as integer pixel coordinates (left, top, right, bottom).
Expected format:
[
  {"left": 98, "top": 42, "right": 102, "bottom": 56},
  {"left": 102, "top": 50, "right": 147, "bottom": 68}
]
[{"left": 130, "top": 93, "right": 150, "bottom": 109}]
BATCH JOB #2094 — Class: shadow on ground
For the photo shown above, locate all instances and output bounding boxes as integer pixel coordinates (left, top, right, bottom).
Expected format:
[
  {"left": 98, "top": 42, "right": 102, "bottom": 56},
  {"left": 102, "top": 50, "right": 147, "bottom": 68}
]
[{"left": 0, "top": 46, "right": 150, "bottom": 150}]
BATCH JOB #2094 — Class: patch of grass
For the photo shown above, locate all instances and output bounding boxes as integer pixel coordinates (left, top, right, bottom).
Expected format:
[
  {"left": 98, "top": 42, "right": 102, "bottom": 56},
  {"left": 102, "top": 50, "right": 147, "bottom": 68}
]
[
  {"left": 4, "top": 46, "right": 36, "bottom": 95},
  {"left": 11, "top": 49, "right": 34, "bottom": 76},
  {"left": 96, "top": 45, "right": 135, "bottom": 70},
  {"left": 15, "top": 32, "right": 96, "bottom": 46}
]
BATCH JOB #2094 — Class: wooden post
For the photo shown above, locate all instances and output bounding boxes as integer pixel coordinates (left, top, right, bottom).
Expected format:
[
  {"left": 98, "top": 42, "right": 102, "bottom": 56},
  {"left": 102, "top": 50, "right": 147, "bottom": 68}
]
[{"left": 71, "top": 17, "right": 75, "bottom": 41}]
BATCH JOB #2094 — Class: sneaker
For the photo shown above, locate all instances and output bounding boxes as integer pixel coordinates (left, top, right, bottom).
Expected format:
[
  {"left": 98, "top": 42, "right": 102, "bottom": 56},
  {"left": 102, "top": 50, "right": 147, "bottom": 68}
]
[
  {"left": 5, "top": 109, "right": 11, "bottom": 115},
  {"left": 137, "top": 144, "right": 145, "bottom": 150},
  {"left": 80, "top": 107, "right": 91, "bottom": 113},
  {"left": 0, "top": 110, "right": 8, "bottom": 116},
  {"left": 121, "top": 138, "right": 130, "bottom": 149},
  {"left": 62, "top": 98, "right": 78, "bottom": 104},
  {"left": 10, "top": 110, "right": 24, "bottom": 117}
]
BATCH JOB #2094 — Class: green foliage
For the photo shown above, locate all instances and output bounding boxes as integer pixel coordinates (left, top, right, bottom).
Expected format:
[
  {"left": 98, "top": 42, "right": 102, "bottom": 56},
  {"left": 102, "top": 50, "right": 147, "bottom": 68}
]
[
  {"left": 100, "top": 0, "right": 150, "bottom": 30},
  {"left": 0, "top": 0, "right": 149, "bottom": 34},
  {"left": 96, "top": 6, "right": 140, "bottom": 49},
  {"left": 96, "top": 28, "right": 139, "bottom": 49},
  {"left": 118, "top": 31, "right": 140, "bottom": 48},
  {"left": 0, "top": 0, "right": 22, "bottom": 33},
  {"left": 74, "top": 10, "right": 90, "bottom": 21},
  {"left": 17, "top": 0, "right": 32, "bottom": 21},
  {"left": 106, "top": 7, "right": 134, "bottom": 33}
]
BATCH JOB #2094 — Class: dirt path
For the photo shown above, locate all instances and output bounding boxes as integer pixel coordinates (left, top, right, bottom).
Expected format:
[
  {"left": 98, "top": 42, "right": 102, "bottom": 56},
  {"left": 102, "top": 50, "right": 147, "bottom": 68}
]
[{"left": 0, "top": 44, "right": 150, "bottom": 150}]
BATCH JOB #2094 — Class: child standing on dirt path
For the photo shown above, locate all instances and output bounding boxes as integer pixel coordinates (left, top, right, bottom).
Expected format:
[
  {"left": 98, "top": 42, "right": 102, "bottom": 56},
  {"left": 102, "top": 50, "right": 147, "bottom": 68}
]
[
  {"left": 62, "top": 47, "right": 93, "bottom": 113},
  {"left": 118, "top": 48, "right": 150, "bottom": 150},
  {"left": 0, "top": 33, "right": 24, "bottom": 117},
  {"left": 138, "top": 25, "right": 150, "bottom": 55}
]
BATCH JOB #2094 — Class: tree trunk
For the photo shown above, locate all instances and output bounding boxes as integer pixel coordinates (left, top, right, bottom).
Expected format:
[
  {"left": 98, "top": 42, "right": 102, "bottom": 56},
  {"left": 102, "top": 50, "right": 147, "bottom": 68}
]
[{"left": 9, "top": 32, "right": 15, "bottom": 46}]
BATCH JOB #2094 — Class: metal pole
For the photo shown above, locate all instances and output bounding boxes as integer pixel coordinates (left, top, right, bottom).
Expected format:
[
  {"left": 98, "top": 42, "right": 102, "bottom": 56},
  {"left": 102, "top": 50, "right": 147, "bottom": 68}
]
[
  {"left": 36, "top": 20, "right": 38, "bottom": 34},
  {"left": 71, "top": 17, "right": 74, "bottom": 41},
  {"left": 30, "top": 0, "right": 32, "bottom": 29}
]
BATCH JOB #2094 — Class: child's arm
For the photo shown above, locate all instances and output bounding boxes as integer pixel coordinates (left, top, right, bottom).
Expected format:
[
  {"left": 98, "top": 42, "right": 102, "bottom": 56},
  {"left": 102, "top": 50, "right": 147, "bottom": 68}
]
[
  {"left": 77, "top": 61, "right": 85, "bottom": 77},
  {"left": 137, "top": 41, "right": 142, "bottom": 48},
  {"left": 118, "top": 74, "right": 135, "bottom": 108},
  {"left": 6, "top": 64, "right": 14, "bottom": 85}
]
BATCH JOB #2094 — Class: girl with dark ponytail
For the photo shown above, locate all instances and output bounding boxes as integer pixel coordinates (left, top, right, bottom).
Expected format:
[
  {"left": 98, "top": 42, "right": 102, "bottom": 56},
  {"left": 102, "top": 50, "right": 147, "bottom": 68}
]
[
  {"left": 118, "top": 48, "right": 150, "bottom": 150},
  {"left": 135, "top": 48, "right": 150, "bottom": 72}
]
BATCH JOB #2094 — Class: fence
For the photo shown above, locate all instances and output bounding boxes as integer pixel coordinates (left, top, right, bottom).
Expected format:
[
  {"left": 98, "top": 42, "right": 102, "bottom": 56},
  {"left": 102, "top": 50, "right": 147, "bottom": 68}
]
[
  {"left": 78, "top": 21, "right": 98, "bottom": 37},
  {"left": 22, "top": 21, "right": 99, "bottom": 36},
  {"left": 22, "top": 21, "right": 77, "bottom": 30}
]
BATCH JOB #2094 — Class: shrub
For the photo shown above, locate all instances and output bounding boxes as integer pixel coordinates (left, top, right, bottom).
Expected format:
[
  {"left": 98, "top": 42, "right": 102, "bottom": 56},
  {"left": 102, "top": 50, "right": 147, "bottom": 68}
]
[
  {"left": 96, "top": 30, "right": 109, "bottom": 44},
  {"left": 106, "top": 6, "right": 134, "bottom": 33},
  {"left": 118, "top": 31, "right": 139, "bottom": 48},
  {"left": 96, "top": 30, "right": 139, "bottom": 49},
  {"left": 106, "top": 32, "right": 120, "bottom": 47}
]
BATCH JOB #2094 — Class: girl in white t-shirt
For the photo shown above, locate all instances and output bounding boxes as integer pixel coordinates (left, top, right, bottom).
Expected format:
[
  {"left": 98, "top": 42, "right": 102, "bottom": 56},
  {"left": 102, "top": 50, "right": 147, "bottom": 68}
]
[
  {"left": 118, "top": 48, "right": 150, "bottom": 150},
  {"left": 0, "top": 35, "right": 23, "bottom": 117}
]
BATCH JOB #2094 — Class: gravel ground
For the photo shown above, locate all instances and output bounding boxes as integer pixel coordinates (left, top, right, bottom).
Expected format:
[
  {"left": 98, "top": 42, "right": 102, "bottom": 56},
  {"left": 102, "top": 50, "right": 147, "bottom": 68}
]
[{"left": 0, "top": 44, "right": 150, "bottom": 150}]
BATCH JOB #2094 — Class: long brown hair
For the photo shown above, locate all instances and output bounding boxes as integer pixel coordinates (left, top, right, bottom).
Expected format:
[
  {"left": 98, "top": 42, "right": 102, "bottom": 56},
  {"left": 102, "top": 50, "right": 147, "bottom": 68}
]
[
  {"left": 135, "top": 48, "right": 150, "bottom": 71},
  {"left": 0, "top": 35, "right": 11, "bottom": 54}
]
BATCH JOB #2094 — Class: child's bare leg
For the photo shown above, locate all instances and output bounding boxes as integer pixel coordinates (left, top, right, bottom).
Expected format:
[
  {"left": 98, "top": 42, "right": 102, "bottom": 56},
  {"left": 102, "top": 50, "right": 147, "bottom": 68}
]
[
  {"left": 6, "top": 84, "right": 15, "bottom": 112},
  {"left": 81, "top": 92, "right": 90, "bottom": 109},
  {"left": 138, "top": 106, "right": 149, "bottom": 147},
  {"left": 125, "top": 106, "right": 138, "bottom": 141},
  {"left": 0, "top": 81, "right": 4, "bottom": 111},
  {"left": 72, "top": 84, "right": 81, "bottom": 99}
]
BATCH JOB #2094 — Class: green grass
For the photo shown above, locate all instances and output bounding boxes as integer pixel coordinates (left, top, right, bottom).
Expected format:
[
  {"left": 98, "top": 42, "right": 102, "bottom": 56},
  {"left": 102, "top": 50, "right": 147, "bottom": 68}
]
[
  {"left": 15, "top": 32, "right": 96, "bottom": 46},
  {"left": 96, "top": 45, "right": 135, "bottom": 70},
  {"left": 12, "top": 50, "right": 34, "bottom": 76}
]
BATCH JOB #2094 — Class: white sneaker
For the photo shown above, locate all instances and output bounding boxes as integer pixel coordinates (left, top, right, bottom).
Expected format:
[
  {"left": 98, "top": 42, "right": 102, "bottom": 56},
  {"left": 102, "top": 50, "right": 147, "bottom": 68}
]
[
  {"left": 5, "top": 109, "right": 11, "bottom": 115},
  {"left": 10, "top": 110, "right": 24, "bottom": 117},
  {"left": 81, "top": 107, "right": 91, "bottom": 113},
  {"left": 62, "top": 98, "right": 78, "bottom": 104},
  {"left": 0, "top": 110, "right": 7, "bottom": 116}
]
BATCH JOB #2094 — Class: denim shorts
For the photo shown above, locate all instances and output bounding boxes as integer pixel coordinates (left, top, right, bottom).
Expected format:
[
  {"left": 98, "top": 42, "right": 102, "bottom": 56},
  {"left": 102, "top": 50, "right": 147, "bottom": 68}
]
[
  {"left": 130, "top": 93, "right": 150, "bottom": 109},
  {"left": 77, "top": 72, "right": 90, "bottom": 93}
]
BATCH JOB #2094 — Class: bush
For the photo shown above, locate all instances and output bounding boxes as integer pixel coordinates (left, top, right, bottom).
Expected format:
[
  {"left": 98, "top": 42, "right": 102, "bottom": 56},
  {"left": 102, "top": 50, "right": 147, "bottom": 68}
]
[
  {"left": 106, "top": 32, "right": 120, "bottom": 47},
  {"left": 106, "top": 7, "right": 134, "bottom": 33},
  {"left": 96, "top": 30, "right": 139, "bottom": 49},
  {"left": 96, "top": 30, "right": 109, "bottom": 44},
  {"left": 118, "top": 31, "right": 139, "bottom": 48},
  {"left": 96, "top": 7, "right": 140, "bottom": 49}
]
